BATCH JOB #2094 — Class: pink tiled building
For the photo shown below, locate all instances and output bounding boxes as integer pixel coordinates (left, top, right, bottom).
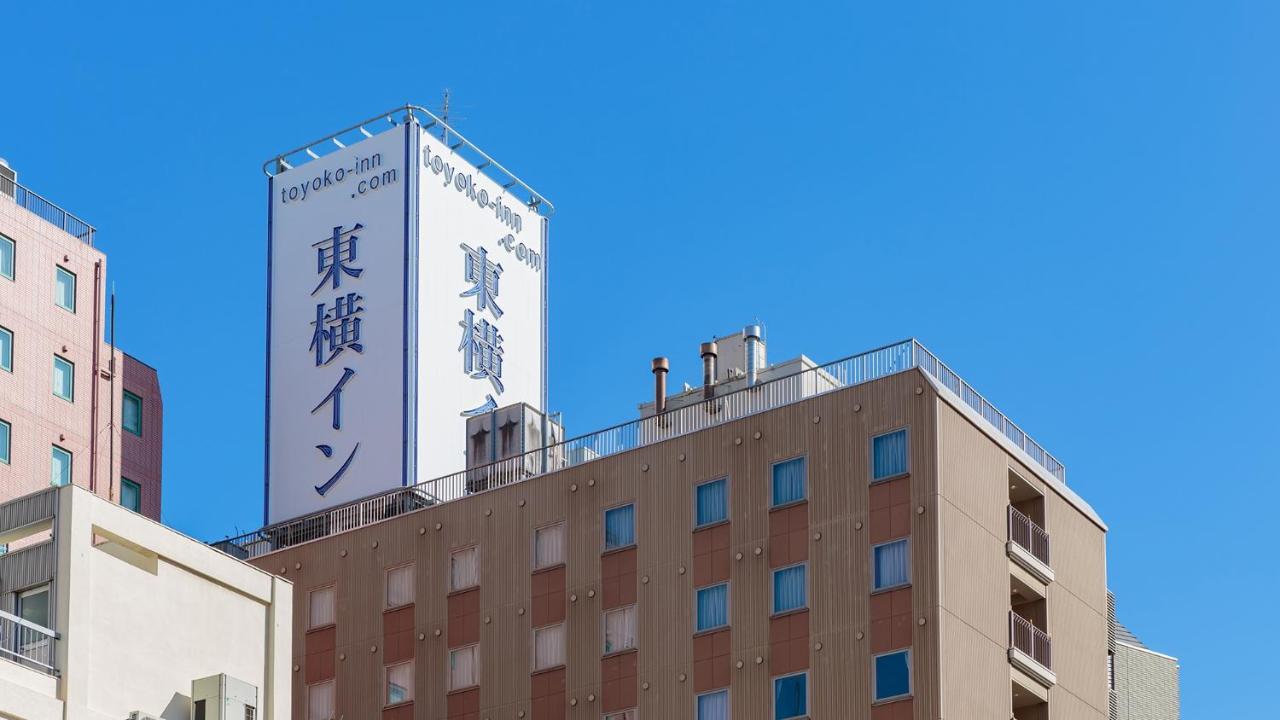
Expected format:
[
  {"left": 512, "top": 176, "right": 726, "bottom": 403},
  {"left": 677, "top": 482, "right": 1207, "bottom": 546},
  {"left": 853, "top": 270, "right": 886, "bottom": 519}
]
[{"left": 0, "top": 159, "right": 162, "bottom": 526}]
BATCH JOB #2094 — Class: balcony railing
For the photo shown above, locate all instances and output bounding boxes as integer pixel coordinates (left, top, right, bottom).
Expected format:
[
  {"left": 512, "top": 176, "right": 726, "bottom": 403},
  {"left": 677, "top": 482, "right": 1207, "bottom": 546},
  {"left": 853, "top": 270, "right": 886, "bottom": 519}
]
[
  {"left": 0, "top": 609, "right": 58, "bottom": 675},
  {"left": 0, "top": 176, "right": 96, "bottom": 245},
  {"left": 214, "top": 339, "right": 1067, "bottom": 559},
  {"left": 1010, "top": 612, "right": 1052, "bottom": 670},
  {"left": 1008, "top": 506, "right": 1051, "bottom": 565}
]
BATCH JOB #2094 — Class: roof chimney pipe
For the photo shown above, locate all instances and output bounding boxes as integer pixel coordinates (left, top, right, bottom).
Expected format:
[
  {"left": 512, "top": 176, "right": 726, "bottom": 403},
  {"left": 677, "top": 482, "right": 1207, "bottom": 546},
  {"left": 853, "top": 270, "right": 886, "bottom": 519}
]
[
  {"left": 744, "top": 325, "right": 762, "bottom": 386},
  {"left": 651, "top": 357, "right": 669, "bottom": 414},
  {"left": 701, "top": 341, "right": 718, "bottom": 400}
]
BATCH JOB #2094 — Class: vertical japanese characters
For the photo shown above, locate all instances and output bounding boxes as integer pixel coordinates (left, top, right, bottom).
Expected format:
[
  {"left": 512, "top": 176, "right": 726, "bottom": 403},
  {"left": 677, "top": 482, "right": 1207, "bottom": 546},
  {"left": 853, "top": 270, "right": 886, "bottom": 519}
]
[{"left": 457, "top": 242, "right": 505, "bottom": 416}]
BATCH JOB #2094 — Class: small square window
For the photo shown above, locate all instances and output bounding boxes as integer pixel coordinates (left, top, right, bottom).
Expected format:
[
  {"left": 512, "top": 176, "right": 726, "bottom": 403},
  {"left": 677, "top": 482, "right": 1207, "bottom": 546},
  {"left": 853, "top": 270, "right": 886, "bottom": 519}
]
[
  {"left": 448, "top": 644, "right": 479, "bottom": 690},
  {"left": 533, "top": 622, "right": 565, "bottom": 671},
  {"left": 386, "top": 660, "right": 414, "bottom": 705},
  {"left": 0, "top": 233, "right": 13, "bottom": 280},
  {"left": 874, "top": 649, "right": 912, "bottom": 702},
  {"left": 53, "top": 355, "right": 74, "bottom": 402},
  {"left": 55, "top": 266, "right": 76, "bottom": 312},
  {"left": 695, "top": 478, "right": 728, "bottom": 528},
  {"left": 604, "top": 710, "right": 637, "bottom": 720},
  {"left": 773, "top": 672, "right": 808, "bottom": 719},
  {"left": 121, "top": 478, "right": 141, "bottom": 513},
  {"left": 450, "top": 546, "right": 479, "bottom": 591},
  {"left": 308, "top": 586, "right": 335, "bottom": 629},
  {"left": 771, "top": 457, "right": 806, "bottom": 507},
  {"left": 697, "top": 689, "right": 729, "bottom": 720},
  {"left": 51, "top": 445, "right": 72, "bottom": 487},
  {"left": 307, "top": 680, "right": 334, "bottom": 720},
  {"left": 873, "top": 429, "right": 909, "bottom": 481},
  {"left": 873, "top": 538, "right": 910, "bottom": 591},
  {"left": 695, "top": 583, "right": 729, "bottom": 632},
  {"left": 534, "top": 522, "right": 565, "bottom": 569},
  {"left": 603, "top": 605, "right": 637, "bottom": 654},
  {"left": 0, "top": 419, "right": 10, "bottom": 465},
  {"left": 604, "top": 503, "right": 635, "bottom": 550},
  {"left": 386, "top": 564, "right": 415, "bottom": 608},
  {"left": 123, "top": 390, "right": 142, "bottom": 436},
  {"left": 772, "top": 564, "right": 806, "bottom": 614},
  {"left": 0, "top": 325, "right": 12, "bottom": 372}
]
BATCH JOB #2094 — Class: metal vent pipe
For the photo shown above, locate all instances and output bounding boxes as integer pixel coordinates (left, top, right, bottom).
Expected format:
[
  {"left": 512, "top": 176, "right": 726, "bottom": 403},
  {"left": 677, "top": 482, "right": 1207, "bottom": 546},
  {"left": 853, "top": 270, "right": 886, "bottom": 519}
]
[
  {"left": 651, "top": 357, "right": 669, "bottom": 414},
  {"left": 744, "top": 325, "right": 762, "bottom": 386},
  {"left": 701, "top": 342, "right": 718, "bottom": 399}
]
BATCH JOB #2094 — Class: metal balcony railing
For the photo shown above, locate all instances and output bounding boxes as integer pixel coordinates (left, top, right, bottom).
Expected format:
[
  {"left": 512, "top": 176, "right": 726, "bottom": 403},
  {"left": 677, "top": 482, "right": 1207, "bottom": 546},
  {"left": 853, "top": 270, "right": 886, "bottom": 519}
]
[
  {"left": 1008, "top": 506, "right": 1051, "bottom": 565},
  {"left": 214, "top": 339, "right": 1067, "bottom": 559},
  {"left": 0, "top": 176, "right": 96, "bottom": 245},
  {"left": 1010, "top": 612, "right": 1052, "bottom": 670},
  {"left": 0, "top": 609, "right": 58, "bottom": 675}
]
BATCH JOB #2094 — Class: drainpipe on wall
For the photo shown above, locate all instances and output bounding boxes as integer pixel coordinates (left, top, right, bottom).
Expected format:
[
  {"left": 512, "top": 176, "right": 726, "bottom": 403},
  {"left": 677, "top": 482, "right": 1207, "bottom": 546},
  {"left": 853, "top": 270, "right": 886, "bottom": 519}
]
[{"left": 89, "top": 260, "right": 102, "bottom": 493}]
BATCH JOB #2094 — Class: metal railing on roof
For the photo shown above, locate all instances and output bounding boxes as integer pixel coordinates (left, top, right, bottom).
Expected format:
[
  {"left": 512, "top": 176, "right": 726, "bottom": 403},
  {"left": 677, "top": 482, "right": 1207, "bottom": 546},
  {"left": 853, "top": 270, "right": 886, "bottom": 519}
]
[
  {"left": 213, "top": 339, "right": 1066, "bottom": 559},
  {"left": 0, "top": 609, "right": 58, "bottom": 675},
  {"left": 0, "top": 176, "right": 95, "bottom": 245}
]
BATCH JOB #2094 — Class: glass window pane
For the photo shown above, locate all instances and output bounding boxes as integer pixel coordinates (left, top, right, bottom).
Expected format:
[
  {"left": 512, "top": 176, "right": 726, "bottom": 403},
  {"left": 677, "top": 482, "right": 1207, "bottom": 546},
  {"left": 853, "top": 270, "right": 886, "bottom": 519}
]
[
  {"left": 18, "top": 586, "right": 50, "bottom": 629},
  {"left": 772, "top": 565, "right": 806, "bottom": 614},
  {"left": 51, "top": 446, "right": 71, "bottom": 487},
  {"left": 771, "top": 458, "right": 806, "bottom": 506},
  {"left": 449, "top": 645, "right": 479, "bottom": 690},
  {"left": 873, "top": 429, "right": 908, "bottom": 480},
  {"left": 696, "top": 478, "right": 727, "bottom": 527},
  {"left": 774, "top": 673, "right": 807, "bottom": 719},
  {"left": 604, "top": 605, "right": 637, "bottom": 654},
  {"left": 534, "top": 522, "right": 565, "bottom": 569},
  {"left": 874, "top": 650, "right": 911, "bottom": 701},
  {"left": 604, "top": 504, "right": 635, "bottom": 549},
  {"left": 696, "top": 583, "right": 729, "bottom": 632},
  {"left": 533, "top": 623, "right": 565, "bottom": 670},
  {"left": 873, "top": 539, "right": 910, "bottom": 590},
  {"left": 309, "top": 586, "right": 335, "bottom": 629},
  {"left": 451, "top": 547, "right": 479, "bottom": 590},
  {"left": 121, "top": 478, "right": 141, "bottom": 512},
  {"left": 0, "top": 420, "right": 10, "bottom": 464},
  {"left": 387, "top": 564, "right": 415, "bottom": 608},
  {"left": 0, "top": 326, "right": 11, "bottom": 372},
  {"left": 698, "top": 689, "right": 729, "bottom": 720},
  {"left": 307, "top": 681, "right": 334, "bottom": 720},
  {"left": 123, "top": 391, "right": 142, "bottom": 435},
  {"left": 53, "top": 356, "right": 73, "bottom": 401},
  {"left": 0, "top": 234, "right": 13, "bottom": 280},
  {"left": 55, "top": 266, "right": 75, "bottom": 312},
  {"left": 386, "top": 660, "right": 414, "bottom": 704}
]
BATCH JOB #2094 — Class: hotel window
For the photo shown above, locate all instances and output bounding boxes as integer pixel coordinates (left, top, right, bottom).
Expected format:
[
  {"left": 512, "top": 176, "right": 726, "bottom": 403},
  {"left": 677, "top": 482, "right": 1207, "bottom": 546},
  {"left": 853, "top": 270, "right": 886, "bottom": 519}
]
[
  {"left": 695, "top": 583, "right": 729, "bottom": 632},
  {"left": 0, "top": 325, "right": 11, "bottom": 372},
  {"left": 872, "top": 429, "right": 908, "bottom": 481},
  {"left": 55, "top": 266, "right": 76, "bottom": 312},
  {"left": 604, "top": 503, "right": 635, "bottom": 550},
  {"left": 123, "top": 390, "right": 143, "bottom": 436},
  {"left": 0, "top": 418, "right": 10, "bottom": 465},
  {"left": 873, "top": 649, "right": 912, "bottom": 702},
  {"left": 772, "top": 563, "right": 807, "bottom": 614},
  {"left": 0, "top": 233, "right": 13, "bottom": 280},
  {"left": 533, "top": 622, "right": 565, "bottom": 671},
  {"left": 121, "top": 478, "right": 141, "bottom": 513},
  {"left": 51, "top": 445, "right": 72, "bottom": 487},
  {"left": 450, "top": 546, "right": 479, "bottom": 591},
  {"left": 695, "top": 478, "right": 728, "bottom": 528},
  {"left": 873, "top": 538, "right": 910, "bottom": 591},
  {"left": 386, "top": 564, "right": 415, "bottom": 608},
  {"left": 53, "top": 355, "right": 74, "bottom": 401},
  {"left": 308, "top": 586, "right": 336, "bottom": 629},
  {"left": 604, "top": 711, "right": 637, "bottom": 720},
  {"left": 386, "top": 660, "right": 414, "bottom": 705},
  {"left": 773, "top": 672, "right": 808, "bottom": 720},
  {"left": 17, "top": 584, "right": 50, "bottom": 630},
  {"left": 697, "top": 689, "right": 728, "bottom": 720},
  {"left": 771, "top": 457, "right": 806, "bottom": 507},
  {"left": 448, "top": 644, "right": 479, "bottom": 690},
  {"left": 534, "top": 522, "right": 565, "bottom": 569},
  {"left": 306, "top": 680, "right": 335, "bottom": 720},
  {"left": 603, "top": 604, "right": 637, "bottom": 654}
]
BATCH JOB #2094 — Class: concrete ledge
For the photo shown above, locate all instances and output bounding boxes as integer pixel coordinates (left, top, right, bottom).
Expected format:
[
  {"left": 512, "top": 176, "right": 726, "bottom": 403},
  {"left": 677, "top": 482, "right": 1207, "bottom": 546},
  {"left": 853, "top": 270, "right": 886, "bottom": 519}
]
[
  {"left": 1007, "top": 541, "right": 1054, "bottom": 585},
  {"left": 1009, "top": 647, "right": 1057, "bottom": 688}
]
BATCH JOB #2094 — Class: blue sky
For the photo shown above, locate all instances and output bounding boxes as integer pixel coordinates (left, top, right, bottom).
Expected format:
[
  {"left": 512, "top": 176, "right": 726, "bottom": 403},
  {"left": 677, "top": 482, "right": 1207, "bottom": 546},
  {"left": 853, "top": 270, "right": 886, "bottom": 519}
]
[{"left": 5, "top": 1, "right": 1277, "bottom": 715}]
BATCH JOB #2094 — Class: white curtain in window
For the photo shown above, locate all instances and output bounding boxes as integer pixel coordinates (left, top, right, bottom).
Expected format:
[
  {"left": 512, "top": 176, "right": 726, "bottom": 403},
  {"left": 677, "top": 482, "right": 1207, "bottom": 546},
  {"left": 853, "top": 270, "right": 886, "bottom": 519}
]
[
  {"left": 873, "top": 539, "right": 910, "bottom": 589},
  {"left": 386, "top": 661, "right": 414, "bottom": 704},
  {"left": 307, "top": 681, "right": 334, "bottom": 720},
  {"left": 449, "top": 645, "right": 479, "bottom": 690},
  {"left": 533, "top": 623, "right": 565, "bottom": 670},
  {"left": 534, "top": 523, "right": 565, "bottom": 569},
  {"left": 387, "top": 564, "right": 415, "bottom": 608},
  {"left": 309, "top": 587, "right": 335, "bottom": 629},
  {"left": 604, "top": 605, "right": 637, "bottom": 654},
  {"left": 451, "top": 547, "right": 479, "bottom": 591},
  {"left": 697, "top": 689, "right": 729, "bottom": 720}
]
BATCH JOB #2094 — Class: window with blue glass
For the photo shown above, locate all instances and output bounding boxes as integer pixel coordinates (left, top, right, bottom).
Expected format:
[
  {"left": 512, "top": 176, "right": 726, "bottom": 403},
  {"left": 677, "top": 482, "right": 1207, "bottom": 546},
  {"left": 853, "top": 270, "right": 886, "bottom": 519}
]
[
  {"left": 0, "top": 325, "right": 12, "bottom": 372},
  {"left": 55, "top": 266, "right": 76, "bottom": 312},
  {"left": 771, "top": 457, "right": 806, "bottom": 507},
  {"left": 0, "top": 419, "right": 10, "bottom": 465},
  {"left": 873, "top": 538, "right": 910, "bottom": 591},
  {"left": 695, "top": 478, "right": 728, "bottom": 527},
  {"left": 53, "top": 355, "right": 73, "bottom": 402},
  {"left": 773, "top": 672, "right": 807, "bottom": 720},
  {"left": 695, "top": 582, "right": 729, "bottom": 632},
  {"left": 0, "top": 233, "right": 13, "bottom": 281},
  {"left": 604, "top": 503, "right": 635, "bottom": 550},
  {"left": 123, "top": 390, "right": 143, "bottom": 436},
  {"left": 697, "top": 689, "right": 729, "bottom": 720},
  {"left": 874, "top": 649, "right": 912, "bottom": 702},
  {"left": 121, "top": 478, "right": 141, "bottom": 513},
  {"left": 772, "top": 563, "right": 807, "bottom": 614},
  {"left": 872, "top": 429, "right": 908, "bottom": 481},
  {"left": 51, "top": 445, "right": 72, "bottom": 487}
]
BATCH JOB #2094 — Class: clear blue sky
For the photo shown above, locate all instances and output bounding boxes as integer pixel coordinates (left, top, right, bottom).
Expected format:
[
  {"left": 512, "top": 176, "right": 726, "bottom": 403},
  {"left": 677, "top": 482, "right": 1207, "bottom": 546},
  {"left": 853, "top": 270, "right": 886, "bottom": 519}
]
[{"left": 5, "top": 2, "right": 1276, "bottom": 715}]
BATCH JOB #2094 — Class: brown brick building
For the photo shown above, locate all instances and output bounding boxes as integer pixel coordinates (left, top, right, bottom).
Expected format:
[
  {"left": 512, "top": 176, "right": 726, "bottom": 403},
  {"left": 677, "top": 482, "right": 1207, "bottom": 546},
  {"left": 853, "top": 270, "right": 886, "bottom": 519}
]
[{"left": 226, "top": 336, "right": 1108, "bottom": 720}]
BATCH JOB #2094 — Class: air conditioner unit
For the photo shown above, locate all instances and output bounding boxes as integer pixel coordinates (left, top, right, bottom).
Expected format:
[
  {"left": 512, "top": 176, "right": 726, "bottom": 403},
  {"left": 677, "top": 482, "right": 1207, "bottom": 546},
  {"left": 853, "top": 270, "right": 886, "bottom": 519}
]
[
  {"left": 128, "top": 712, "right": 160, "bottom": 720},
  {"left": 191, "top": 673, "right": 259, "bottom": 720}
]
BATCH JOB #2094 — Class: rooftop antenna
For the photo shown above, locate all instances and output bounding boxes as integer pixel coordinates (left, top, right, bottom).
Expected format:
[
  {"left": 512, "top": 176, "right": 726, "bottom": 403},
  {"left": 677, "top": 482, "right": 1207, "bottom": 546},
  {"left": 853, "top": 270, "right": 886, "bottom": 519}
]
[{"left": 438, "top": 89, "right": 468, "bottom": 148}]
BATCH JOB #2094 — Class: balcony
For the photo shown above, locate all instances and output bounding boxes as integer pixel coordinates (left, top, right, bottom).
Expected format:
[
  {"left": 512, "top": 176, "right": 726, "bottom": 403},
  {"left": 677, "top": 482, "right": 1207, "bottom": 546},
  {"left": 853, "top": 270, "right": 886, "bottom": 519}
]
[
  {"left": 1007, "top": 506, "right": 1053, "bottom": 586},
  {"left": 1009, "top": 611, "right": 1055, "bottom": 689},
  {"left": 0, "top": 608, "right": 58, "bottom": 676}
]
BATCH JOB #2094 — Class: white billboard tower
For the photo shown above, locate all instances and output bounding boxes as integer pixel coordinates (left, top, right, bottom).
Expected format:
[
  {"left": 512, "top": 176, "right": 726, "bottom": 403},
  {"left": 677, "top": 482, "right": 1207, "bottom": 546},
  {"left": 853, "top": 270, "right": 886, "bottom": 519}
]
[{"left": 264, "top": 106, "right": 550, "bottom": 524}]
